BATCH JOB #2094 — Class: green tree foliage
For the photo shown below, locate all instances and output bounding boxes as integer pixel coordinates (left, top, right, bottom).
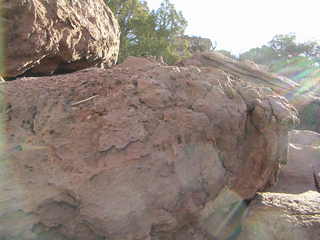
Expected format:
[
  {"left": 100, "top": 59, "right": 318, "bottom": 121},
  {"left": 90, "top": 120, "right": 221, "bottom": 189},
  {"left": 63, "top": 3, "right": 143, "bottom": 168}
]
[
  {"left": 239, "top": 45, "right": 278, "bottom": 66},
  {"left": 268, "top": 34, "right": 319, "bottom": 60},
  {"left": 105, "top": 0, "right": 151, "bottom": 62},
  {"left": 239, "top": 33, "right": 320, "bottom": 83},
  {"left": 105, "top": 0, "right": 190, "bottom": 64},
  {"left": 240, "top": 34, "right": 320, "bottom": 65}
]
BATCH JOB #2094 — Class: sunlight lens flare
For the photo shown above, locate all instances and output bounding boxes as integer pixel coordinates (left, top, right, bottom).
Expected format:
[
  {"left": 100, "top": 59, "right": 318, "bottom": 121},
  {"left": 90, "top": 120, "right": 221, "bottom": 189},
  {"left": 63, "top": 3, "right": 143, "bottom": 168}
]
[
  {"left": 200, "top": 187, "right": 248, "bottom": 239},
  {"left": 273, "top": 57, "right": 320, "bottom": 106}
]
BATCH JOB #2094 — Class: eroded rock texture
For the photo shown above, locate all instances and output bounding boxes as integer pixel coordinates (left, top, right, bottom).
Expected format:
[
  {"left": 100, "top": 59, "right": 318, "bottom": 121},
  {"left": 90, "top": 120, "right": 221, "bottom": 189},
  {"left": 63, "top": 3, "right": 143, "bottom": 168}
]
[
  {"left": 178, "top": 52, "right": 320, "bottom": 135},
  {"left": 0, "top": 57, "right": 297, "bottom": 239},
  {"left": 238, "top": 191, "right": 320, "bottom": 240},
  {"left": 0, "top": 0, "right": 120, "bottom": 78}
]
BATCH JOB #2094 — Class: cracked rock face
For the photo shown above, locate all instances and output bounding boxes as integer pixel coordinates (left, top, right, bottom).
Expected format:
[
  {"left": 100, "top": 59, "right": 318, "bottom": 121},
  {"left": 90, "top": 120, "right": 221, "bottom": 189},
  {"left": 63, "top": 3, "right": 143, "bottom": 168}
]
[
  {"left": 0, "top": 57, "right": 297, "bottom": 239},
  {"left": 0, "top": 0, "right": 120, "bottom": 78}
]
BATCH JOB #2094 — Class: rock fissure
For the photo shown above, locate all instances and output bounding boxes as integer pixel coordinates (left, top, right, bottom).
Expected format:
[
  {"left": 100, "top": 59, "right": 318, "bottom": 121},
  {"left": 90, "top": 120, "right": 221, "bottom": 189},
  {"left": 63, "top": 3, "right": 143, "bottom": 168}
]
[{"left": 313, "top": 169, "right": 320, "bottom": 193}]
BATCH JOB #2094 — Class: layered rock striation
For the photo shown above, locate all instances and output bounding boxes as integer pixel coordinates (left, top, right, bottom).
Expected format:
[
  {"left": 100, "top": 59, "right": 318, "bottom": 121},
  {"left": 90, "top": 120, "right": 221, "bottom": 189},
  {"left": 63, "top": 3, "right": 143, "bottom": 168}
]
[
  {"left": 179, "top": 52, "right": 320, "bottom": 134},
  {"left": 178, "top": 52, "right": 299, "bottom": 95}
]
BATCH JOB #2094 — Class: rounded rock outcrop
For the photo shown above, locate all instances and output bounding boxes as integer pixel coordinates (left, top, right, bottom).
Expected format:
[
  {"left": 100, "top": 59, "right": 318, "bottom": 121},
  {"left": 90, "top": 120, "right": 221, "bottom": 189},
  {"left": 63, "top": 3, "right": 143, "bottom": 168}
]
[
  {"left": 0, "top": 55, "right": 297, "bottom": 240},
  {"left": 0, "top": 57, "right": 298, "bottom": 239},
  {"left": 0, "top": 0, "right": 120, "bottom": 78}
]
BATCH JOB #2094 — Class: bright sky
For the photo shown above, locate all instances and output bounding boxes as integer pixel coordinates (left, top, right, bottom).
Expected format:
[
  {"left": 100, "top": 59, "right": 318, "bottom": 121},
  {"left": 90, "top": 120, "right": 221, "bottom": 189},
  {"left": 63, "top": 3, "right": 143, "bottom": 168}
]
[{"left": 146, "top": 0, "right": 320, "bottom": 55}]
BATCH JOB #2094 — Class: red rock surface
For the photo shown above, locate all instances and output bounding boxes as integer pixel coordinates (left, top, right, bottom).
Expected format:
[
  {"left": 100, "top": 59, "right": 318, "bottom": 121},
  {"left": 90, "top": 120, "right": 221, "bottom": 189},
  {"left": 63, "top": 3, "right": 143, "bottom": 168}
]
[
  {"left": 0, "top": 0, "right": 120, "bottom": 78},
  {"left": 179, "top": 52, "right": 320, "bottom": 136},
  {"left": 0, "top": 57, "right": 297, "bottom": 239}
]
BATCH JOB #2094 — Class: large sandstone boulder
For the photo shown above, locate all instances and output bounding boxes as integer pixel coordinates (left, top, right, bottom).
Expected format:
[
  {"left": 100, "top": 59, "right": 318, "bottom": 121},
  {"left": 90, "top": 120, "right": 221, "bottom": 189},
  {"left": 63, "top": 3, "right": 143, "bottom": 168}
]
[
  {"left": 238, "top": 130, "right": 320, "bottom": 240},
  {"left": 176, "top": 36, "right": 215, "bottom": 55},
  {"left": 238, "top": 191, "right": 320, "bottom": 240},
  {"left": 0, "top": 57, "right": 297, "bottom": 239},
  {"left": 0, "top": 0, "right": 120, "bottom": 78}
]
